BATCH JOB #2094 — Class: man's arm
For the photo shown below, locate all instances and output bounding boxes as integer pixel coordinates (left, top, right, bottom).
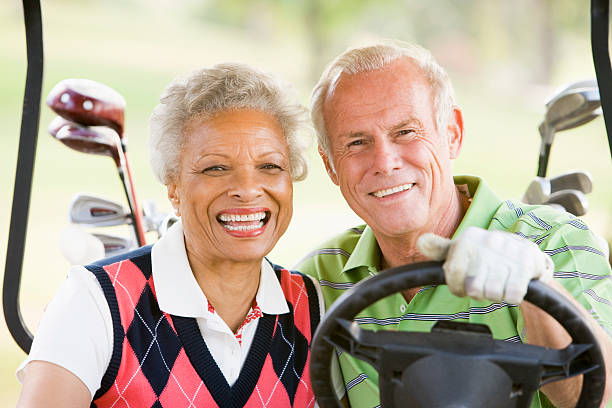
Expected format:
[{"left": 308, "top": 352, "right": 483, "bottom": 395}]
[
  {"left": 521, "top": 280, "right": 612, "bottom": 408},
  {"left": 418, "top": 225, "right": 612, "bottom": 407}
]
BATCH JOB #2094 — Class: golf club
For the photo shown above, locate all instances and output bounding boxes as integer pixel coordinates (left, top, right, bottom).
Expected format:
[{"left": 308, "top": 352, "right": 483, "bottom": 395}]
[
  {"left": 522, "top": 177, "right": 551, "bottom": 204},
  {"left": 92, "top": 233, "right": 136, "bottom": 257},
  {"left": 52, "top": 123, "right": 147, "bottom": 245},
  {"left": 537, "top": 81, "right": 601, "bottom": 177},
  {"left": 544, "top": 189, "right": 588, "bottom": 216},
  {"left": 549, "top": 170, "right": 593, "bottom": 194},
  {"left": 69, "top": 193, "right": 130, "bottom": 227},
  {"left": 48, "top": 116, "right": 75, "bottom": 137},
  {"left": 46, "top": 78, "right": 125, "bottom": 136},
  {"left": 522, "top": 170, "right": 593, "bottom": 205},
  {"left": 47, "top": 80, "right": 145, "bottom": 247}
]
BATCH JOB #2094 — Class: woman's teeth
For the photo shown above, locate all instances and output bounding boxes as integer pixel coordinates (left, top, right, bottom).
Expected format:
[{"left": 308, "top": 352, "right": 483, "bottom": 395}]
[
  {"left": 223, "top": 222, "right": 264, "bottom": 231},
  {"left": 371, "top": 183, "right": 413, "bottom": 198},
  {"left": 218, "top": 211, "right": 266, "bottom": 222}
]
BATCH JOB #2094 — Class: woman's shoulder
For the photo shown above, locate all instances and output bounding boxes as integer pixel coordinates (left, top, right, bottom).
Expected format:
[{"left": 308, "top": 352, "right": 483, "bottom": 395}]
[{"left": 265, "top": 258, "right": 325, "bottom": 321}]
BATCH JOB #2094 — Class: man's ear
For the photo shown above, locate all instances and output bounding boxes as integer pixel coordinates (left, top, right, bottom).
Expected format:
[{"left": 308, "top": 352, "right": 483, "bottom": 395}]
[
  {"left": 318, "top": 146, "right": 339, "bottom": 185},
  {"left": 447, "top": 106, "right": 464, "bottom": 159},
  {"left": 167, "top": 183, "right": 181, "bottom": 216}
]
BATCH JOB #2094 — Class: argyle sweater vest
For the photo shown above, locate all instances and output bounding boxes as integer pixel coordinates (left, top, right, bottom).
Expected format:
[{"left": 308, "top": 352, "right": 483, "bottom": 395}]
[{"left": 85, "top": 246, "right": 321, "bottom": 408}]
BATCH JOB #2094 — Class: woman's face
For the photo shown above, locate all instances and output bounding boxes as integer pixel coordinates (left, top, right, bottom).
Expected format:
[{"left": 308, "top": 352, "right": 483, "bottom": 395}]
[{"left": 168, "top": 109, "right": 293, "bottom": 264}]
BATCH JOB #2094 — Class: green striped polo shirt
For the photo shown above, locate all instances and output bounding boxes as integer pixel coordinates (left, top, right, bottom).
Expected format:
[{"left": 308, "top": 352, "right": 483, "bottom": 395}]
[{"left": 298, "top": 175, "right": 612, "bottom": 408}]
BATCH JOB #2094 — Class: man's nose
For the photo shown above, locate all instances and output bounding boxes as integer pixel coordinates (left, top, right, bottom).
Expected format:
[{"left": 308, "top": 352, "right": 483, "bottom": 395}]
[
  {"left": 228, "top": 168, "right": 264, "bottom": 201},
  {"left": 371, "top": 138, "right": 402, "bottom": 175}
]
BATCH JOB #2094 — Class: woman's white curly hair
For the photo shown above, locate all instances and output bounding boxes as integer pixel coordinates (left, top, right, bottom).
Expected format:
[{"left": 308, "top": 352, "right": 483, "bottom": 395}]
[{"left": 149, "top": 63, "right": 310, "bottom": 184}]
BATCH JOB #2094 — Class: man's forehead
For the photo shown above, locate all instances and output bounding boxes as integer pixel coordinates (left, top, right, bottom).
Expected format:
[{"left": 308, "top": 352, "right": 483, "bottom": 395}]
[{"left": 322, "top": 61, "right": 433, "bottom": 134}]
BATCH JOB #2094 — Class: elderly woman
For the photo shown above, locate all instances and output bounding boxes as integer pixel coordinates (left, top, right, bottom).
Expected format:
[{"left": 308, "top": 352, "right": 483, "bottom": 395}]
[{"left": 17, "top": 63, "right": 326, "bottom": 407}]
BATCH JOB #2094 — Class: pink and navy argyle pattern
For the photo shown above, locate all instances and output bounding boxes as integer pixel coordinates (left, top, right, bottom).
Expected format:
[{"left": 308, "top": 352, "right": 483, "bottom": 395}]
[{"left": 86, "top": 246, "right": 320, "bottom": 407}]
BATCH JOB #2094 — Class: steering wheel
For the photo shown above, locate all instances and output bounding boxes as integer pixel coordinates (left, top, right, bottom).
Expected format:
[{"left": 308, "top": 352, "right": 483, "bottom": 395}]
[{"left": 310, "top": 261, "right": 605, "bottom": 408}]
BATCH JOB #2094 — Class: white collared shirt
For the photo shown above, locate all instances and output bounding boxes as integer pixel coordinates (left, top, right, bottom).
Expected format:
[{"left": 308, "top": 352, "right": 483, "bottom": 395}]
[{"left": 17, "top": 221, "right": 291, "bottom": 399}]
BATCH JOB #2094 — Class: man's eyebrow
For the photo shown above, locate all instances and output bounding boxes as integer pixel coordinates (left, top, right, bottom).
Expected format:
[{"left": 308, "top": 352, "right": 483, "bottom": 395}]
[
  {"left": 390, "top": 119, "right": 421, "bottom": 132},
  {"left": 339, "top": 131, "right": 367, "bottom": 140}
]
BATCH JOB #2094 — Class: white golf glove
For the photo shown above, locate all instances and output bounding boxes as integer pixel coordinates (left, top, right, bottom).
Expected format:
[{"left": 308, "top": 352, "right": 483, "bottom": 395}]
[{"left": 417, "top": 226, "right": 554, "bottom": 304}]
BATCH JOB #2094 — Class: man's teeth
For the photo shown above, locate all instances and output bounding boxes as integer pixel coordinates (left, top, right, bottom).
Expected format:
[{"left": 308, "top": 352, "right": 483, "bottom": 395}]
[
  {"left": 224, "top": 222, "right": 264, "bottom": 231},
  {"left": 218, "top": 212, "right": 266, "bottom": 222},
  {"left": 372, "top": 184, "right": 413, "bottom": 198}
]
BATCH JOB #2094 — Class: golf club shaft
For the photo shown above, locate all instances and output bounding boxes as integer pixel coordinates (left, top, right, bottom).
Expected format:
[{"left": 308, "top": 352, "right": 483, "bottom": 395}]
[
  {"left": 123, "top": 158, "right": 146, "bottom": 245},
  {"left": 117, "top": 164, "right": 146, "bottom": 246},
  {"left": 537, "top": 144, "right": 552, "bottom": 177}
]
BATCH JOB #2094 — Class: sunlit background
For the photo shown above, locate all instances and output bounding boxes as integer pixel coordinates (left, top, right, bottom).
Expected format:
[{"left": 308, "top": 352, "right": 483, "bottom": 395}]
[{"left": 1, "top": 0, "right": 611, "bottom": 404}]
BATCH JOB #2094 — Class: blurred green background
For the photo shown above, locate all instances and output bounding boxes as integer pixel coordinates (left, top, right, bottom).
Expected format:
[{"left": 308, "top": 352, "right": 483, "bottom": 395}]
[{"left": 1, "top": 0, "right": 611, "bottom": 404}]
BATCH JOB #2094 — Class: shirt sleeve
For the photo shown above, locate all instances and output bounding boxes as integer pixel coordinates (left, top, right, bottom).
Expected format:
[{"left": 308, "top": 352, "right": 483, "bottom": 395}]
[
  {"left": 543, "top": 223, "right": 612, "bottom": 337},
  {"left": 16, "top": 265, "right": 113, "bottom": 399}
]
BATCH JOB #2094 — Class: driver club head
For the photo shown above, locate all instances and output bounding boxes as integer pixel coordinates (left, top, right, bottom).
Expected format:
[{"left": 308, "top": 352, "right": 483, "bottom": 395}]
[
  {"left": 69, "top": 194, "right": 130, "bottom": 227},
  {"left": 54, "top": 123, "right": 123, "bottom": 167},
  {"left": 92, "top": 233, "right": 135, "bottom": 257},
  {"left": 544, "top": 189, "right": 588, "bottom": 217},
  {"left": 522, "top": 177, "right": 551, "bottom": 204},
  {"left": 46, "top": 78, "right": 126, "bottom": 136},
  {"left": 549, "top": 170, "right": 593, "bottom": 195}
]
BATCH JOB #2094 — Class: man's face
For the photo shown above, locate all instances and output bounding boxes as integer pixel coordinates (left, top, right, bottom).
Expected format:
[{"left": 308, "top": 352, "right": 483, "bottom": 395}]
[{"left": 321, "top": 58, "right": 463, "bottom": 240}]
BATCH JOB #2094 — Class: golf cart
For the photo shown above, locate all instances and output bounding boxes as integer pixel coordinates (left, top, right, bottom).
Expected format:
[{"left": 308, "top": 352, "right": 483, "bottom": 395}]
[{"left": 4, "top": 0, "right": 612, "bottom": 406}]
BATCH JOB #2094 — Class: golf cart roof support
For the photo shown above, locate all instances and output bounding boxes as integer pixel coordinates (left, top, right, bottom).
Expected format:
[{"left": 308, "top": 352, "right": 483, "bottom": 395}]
[
  {"left": 591, "top": 0, "right": 612, "bottom": 160},
  {"left": 3, "top": 0, "right": 43, "bottom": 354}
]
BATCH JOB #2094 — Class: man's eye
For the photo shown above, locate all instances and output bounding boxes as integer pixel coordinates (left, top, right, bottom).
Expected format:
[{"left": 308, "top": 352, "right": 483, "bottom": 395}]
[
  {"left": 347, "top": 139, "right": 364, "bottom": 147},
  {"left": 397, "top": 129, "right": 414, "bottom": 136}
]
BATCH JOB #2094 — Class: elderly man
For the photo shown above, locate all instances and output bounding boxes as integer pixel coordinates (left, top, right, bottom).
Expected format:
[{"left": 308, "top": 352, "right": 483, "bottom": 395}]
[{"left": 299, "top": 41, "right": 612, "bottom": 407}]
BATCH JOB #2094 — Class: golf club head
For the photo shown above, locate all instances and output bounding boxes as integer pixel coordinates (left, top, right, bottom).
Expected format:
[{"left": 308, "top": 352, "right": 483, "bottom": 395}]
[
  {"left": 46, "top": 78, "right": 126, "bottom": 136},
  {"left": 550, "top": 79, "right": 598, "bottom": 96},
  {"left": 54, "top": 123, "right": 122, "bottom": 166},
  {"left": 549, "top": 170, "right": 593, "bottom": 194},
  {"left": 544, "top": 86, "right": 601, "bottom": 133},
  {"left": 522, "top": 177, "right": 551, "bottom": 204},
  {"left": 48, "top": 116, "right": 75, "bottom": 137},
  {"left": 544, "top": 189, "right": 588, "bottom": 217},
  {"left": 92, "top": 233, "right": 135, "bottom": 257},
  {"left": 69, "top": 193, "right": 130, "bottom": 227},
  {"left": 536, "top": 81, "right": 601, "bottom": 177}
]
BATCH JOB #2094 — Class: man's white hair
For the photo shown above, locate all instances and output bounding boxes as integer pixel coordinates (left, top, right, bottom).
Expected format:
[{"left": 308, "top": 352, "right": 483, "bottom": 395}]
[
  {"left": 149, "top": 63, "right": 310, "bottom": 184},
  {"left": 311, "top": 40, "right": 456, "bottom": 158}
]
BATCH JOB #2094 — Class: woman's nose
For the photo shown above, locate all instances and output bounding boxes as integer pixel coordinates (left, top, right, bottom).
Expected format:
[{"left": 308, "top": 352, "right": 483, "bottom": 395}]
[{"left": 227, "top": 168, "right": 263, "bottom": 201}]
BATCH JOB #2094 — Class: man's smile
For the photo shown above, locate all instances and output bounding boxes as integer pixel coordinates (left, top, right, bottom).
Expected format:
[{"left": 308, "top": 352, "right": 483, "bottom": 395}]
[{"left": 370, "top": 183, "right": 414, "bottom": 198}]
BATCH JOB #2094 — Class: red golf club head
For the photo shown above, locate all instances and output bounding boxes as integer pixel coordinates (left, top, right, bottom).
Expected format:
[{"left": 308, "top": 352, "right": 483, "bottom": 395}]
[
  {"left": 48, "top": 115, "right": 74, "bottom": 137},
  {"left": 46, "top": 79, "right": 126, "bottom": 137},
  {"left": 55, "top": 123, "right": 122, "bottom": 167}
]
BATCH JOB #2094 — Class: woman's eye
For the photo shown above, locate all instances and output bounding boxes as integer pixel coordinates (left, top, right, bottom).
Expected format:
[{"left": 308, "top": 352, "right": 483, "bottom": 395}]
[
  {"left": 202, "top": 165, "right": 226, "bottom": 173},
  {"left": 261, "top": 163, "right": 283, "bottom": 171},
  {"left": 347, "top": 139, "right": 364, "bottom": 147}
]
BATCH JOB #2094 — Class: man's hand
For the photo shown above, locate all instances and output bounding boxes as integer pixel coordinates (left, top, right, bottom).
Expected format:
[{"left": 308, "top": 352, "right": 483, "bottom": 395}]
[{"left": 417, "top": 226, "right": 554, "bottom": 304}]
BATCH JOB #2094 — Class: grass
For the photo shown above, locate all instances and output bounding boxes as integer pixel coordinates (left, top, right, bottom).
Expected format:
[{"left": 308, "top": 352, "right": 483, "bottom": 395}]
[{"left": 1, "top": 1, "right": 610, "bottom": 404}]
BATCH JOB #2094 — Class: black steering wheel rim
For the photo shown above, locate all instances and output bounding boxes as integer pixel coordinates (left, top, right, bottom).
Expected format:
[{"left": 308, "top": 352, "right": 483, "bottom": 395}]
[{"left": 310, "top": 261, "right": 605, "bottom": 408}]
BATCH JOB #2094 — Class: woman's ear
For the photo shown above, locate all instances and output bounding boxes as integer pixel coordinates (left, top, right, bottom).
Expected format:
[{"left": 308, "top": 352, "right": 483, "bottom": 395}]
[{"left": 167, "top": 183, "right": 181, "bottom": 216}]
